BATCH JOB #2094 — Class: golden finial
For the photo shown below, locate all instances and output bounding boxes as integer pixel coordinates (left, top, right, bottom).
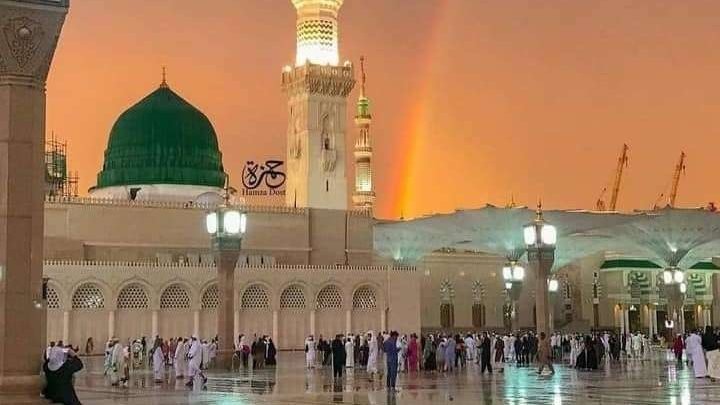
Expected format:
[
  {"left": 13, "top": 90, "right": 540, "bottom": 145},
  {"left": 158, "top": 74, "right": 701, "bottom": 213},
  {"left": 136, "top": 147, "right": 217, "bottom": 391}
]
[
  {"left": 160, "top": 66, "right": 168, "bottom": 88},
  {"left": 535, "top": 198, "right": 544, "bottom": 221},
  {"left": 360, "top": 56, "right": 367, "bottom": 97}
]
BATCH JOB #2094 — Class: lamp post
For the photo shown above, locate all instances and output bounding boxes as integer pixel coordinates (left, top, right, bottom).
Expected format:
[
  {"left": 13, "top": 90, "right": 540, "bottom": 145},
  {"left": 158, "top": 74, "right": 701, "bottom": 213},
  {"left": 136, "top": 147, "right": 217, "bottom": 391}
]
[
  {"left": 503, "top": 262, "right": 525, "bottom": 331},
  {"left": 662, "top": 266, "right": 686, "bottom": 334},
  {"left": 206, "top": 185, "right": 247, "bottom": 369},
  {"left": 523, "top": 203, "right": 557, "bottom": 336},
  {"left": 548, "top": 278, "right": 559, "bottom": 331}
]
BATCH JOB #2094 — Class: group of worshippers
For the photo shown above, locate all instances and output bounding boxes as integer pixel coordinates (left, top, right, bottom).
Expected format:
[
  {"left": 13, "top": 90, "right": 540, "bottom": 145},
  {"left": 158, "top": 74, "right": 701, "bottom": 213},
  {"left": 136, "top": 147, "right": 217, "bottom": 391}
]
[
  {"left": 421, "top": 332, "right": 505, "bottom": 374},
  {"left": 100, "top": 335, "right": 216, "bottom": 389},
  {"left": 235, "top": 334, "right": 278, "bottom": 369},
  {"left": 304, "top": 332, "right": 422, "bottom": 375},
  {"left": 42, "top": 341, "right": 84, "bottom": 405},
  {"left": 675, "top": 327, "right": 720, "bottom": 380},
  {"left": 304, "top": 331, "right": 406, "bottom": 391}
]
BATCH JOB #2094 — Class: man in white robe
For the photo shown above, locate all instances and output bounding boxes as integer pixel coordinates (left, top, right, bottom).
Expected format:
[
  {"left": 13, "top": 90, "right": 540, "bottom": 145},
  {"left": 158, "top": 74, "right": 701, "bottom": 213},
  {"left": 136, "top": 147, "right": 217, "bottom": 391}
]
[
  {"left": 304, "top": 335, "right": 316, "bottom": 369},
  {"left": 152, "top": 339, "right": 165, "bottom": 383},
  {"left": 631, "top": 333, "right": 642, "bottom": 359},
  {"left": 367, "top": 331, "right": 379, "bottom": 376},
  {"left": 201, "top": 340, "right": 211, "bottom": 370},
  {"left": 110, "top": 338, "right": 127, "bottom": 387},
  {"left": 345, "top": 336, "right": 355, "bottom": 368},
  {"left": 174, "top": 338, "right": 186, "bottom": 378},
  {"left": 186, "top": 336, "right": 205, "bottom": 388},
  {"left": 686, "top": 331, "right": 707, "bottom": 378},
  {"left": 465, "top": 334, "right": 476, "bottom": 362}
]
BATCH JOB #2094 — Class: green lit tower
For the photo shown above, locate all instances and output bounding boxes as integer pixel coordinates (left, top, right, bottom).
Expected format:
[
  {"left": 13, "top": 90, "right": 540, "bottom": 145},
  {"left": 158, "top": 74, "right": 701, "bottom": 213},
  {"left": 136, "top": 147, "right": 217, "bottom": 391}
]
[
  {"left": 91, "top": 73, "right": 226, "bottom": 201},
  {"left": 352, "top": 56, "right": 375, "bottom": 210}
]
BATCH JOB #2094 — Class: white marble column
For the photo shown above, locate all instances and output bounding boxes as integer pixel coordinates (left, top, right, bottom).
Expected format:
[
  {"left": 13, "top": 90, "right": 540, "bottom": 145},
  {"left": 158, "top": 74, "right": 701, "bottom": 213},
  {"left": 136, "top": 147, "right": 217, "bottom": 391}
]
[
  {"left": 193, "top": 310, "right": 200, "bottom": 338},
  {"left": 707, "top": 309, "right": 713, "bottom": 327},
  {"left": 624, "top": 308, "right": 630, "bottom": 333},
  {"left": 62, "top": 311, "right": 70, "bottom": 343},
  {"left": 151, "top": 310, "right": 159, "bottom": 338},
  {"left": 345, "top": 310, "right": 352, "bottom": 335},
  {"left": 234, "top": 310, "right": 240, "bottom": 342},
  {"left": 272, "top": 310, "right": 279, "bottom": 343},
  {"left": 309, "top": 310, "right": 316, "bottom": 337},
  {"left": 108, "top": 310, "right": 115, "bottom": 340},
  {"left": 381, "top": 309, "right": 387, "bottom": 332}
]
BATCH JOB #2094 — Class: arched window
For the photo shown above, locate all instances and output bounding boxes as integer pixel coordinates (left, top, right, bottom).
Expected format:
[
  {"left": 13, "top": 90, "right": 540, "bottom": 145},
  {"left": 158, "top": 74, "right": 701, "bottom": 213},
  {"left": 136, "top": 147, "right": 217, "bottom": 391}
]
[
  {"left": 72, "top": 283, "right": 104, "bottom": 309},
  {"left": 117, "top": 283, "right": 149, "bottom": 309},
  {"left": 440, "top": 303, "right": 454, "bottom": 329},
  {"left": 472, "top": 303, "right": 486, "bottom": 328},
  {"left": 160, "top": 284, "right": 190, "bottom": 309},
  {"left": 352, "top": 286, "right": 377, "bottom": 310},
  {"left": 47, "top": 286, "right": 61, "bottom": 309},
  {"left": 241, "top": 285, "right": 269, "bottom": 309},
  {"left": 201, "top": 284, "right": 219, "bottom": 309},
  {"left": 317, "top": 285, "right": 342, "bottom": 309},
  {"left": 280, "top": 285, "right": 306, "bottom": 309}
]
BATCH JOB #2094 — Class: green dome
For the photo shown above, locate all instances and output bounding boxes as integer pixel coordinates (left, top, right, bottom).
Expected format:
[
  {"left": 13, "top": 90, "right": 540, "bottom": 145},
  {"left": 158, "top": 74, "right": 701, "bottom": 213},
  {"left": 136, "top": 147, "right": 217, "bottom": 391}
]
[{"left": 95, "top": 83, "right": 226, "bottom": 189}]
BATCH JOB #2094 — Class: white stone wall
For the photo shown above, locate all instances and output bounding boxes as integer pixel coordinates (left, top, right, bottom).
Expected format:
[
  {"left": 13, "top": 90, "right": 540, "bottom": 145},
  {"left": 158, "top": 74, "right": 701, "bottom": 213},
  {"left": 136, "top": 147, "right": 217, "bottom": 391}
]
[{"left": 44, "top": 261, "right": 418, "bottom": 351}]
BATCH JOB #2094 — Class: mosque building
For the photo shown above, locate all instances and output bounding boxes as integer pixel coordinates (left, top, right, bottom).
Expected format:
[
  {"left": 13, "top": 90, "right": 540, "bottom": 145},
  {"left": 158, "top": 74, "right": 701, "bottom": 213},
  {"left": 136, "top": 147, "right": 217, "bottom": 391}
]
[{"left": 43, "top": 0, "right": 720, "bottom": 350}]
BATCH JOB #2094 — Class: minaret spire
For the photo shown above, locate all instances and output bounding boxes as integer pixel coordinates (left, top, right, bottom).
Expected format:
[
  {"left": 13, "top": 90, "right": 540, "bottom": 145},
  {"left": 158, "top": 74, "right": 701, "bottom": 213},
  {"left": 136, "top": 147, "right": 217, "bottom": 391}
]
[{"left": 360, "top": 55, "right": 367, "bottom": 97}]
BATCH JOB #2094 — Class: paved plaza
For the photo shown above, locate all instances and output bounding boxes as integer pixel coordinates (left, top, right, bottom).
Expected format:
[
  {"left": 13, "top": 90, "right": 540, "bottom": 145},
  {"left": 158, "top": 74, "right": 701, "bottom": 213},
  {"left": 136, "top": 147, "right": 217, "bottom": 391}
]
[{"left": 6, "top": 351, "right": 720, "bottom": 405}]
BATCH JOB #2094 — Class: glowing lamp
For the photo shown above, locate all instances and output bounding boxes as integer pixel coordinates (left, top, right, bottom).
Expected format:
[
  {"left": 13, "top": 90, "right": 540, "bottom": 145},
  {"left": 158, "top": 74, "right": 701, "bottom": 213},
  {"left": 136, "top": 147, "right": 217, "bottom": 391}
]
[
  {"left": 548, "top": 279, "right": 559, "bottom": 292},
  {"left": 679, "top": 282, "right": 687, "bottom": 294},
  {"left": 505, "top": 282, "right": 513, "bottom": 290},
  {"left": 523, "top": 226, "right": 536, "bottom": 245},
  {"left": 512, "top": 266, "right": 525, "bottom": 281},
  {"left": 502, "top": 266, "right": 512, "bottom": 281},
  {"left": 673, "top": 270, "right": 684, "bottom": 284},
  {"left": 663, "top": 270, "right": 673, "bottom": 285}
]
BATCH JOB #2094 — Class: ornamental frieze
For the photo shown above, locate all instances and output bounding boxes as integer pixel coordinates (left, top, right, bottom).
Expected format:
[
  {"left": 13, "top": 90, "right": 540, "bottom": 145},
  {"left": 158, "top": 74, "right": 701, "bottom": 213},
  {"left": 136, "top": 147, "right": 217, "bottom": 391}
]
[{"left": 3, "top": 16, "right": 44, "bottom": 69}]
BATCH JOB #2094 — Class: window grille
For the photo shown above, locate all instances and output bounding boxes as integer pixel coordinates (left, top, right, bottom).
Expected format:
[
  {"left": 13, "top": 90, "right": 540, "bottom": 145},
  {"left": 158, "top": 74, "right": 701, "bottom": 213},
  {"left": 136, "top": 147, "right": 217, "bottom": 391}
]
[
  {"left": 241, "top": 285, "right": 269, "bottom": 309},
  {"left": 280, "top": 285, "right": 306, "bottom": 309},
  {"left": 117, "top": 283, "right": 149, "bottom": 309},
  {"left": 316, "top": 285, "right": 342, "bottom": 309},
  {"left": 352, "top": 286, "right": 377, "bottom": 310},
  {"left": 201, "top": 284, "right": 220, "bottom": 309},
  {"left": 72, "top": 283, "right": 104, "bottom": 309},
  {"left": 160, "top": 284, "right": 190, "bottom": 309}
]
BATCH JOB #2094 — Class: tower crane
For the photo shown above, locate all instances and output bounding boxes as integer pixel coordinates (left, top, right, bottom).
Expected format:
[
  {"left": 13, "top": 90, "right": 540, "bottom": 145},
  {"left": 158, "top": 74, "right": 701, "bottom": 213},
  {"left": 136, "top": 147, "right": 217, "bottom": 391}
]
[
  {"left": 652, "top": 151, "right": 686, "bottom": 209},
  {"left": 668, "top": 152, "right": 686, "bottom": 207},
  {"left": 596, "top": 144, "right": 629, "bottom": 211}
]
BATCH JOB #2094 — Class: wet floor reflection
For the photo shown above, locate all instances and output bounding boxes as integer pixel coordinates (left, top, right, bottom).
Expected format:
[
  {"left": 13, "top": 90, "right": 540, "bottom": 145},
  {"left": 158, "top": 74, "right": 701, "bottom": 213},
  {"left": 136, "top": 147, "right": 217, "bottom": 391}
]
[{"left": 66, "top": 351, "right": 720, "bottom": 404}]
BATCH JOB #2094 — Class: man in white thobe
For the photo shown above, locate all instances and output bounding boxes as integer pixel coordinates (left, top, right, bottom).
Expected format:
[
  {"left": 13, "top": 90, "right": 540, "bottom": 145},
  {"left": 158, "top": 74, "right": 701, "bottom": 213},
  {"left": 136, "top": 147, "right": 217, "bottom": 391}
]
[
  {"left": 186, "top": 336, "right": 205, "bottom": 388},
  {"left": 110, "top": 339, "right": 127, "bottom": 387},
  {"left": 174, "top": 338, "right": 186, "bottom": 378},
  {"left": 631, "top": 333, "right": 642, "bottom": 359},
  {"left": 152, "top": 340, "right": 165, "bottom": 383},
  {"left": 686, "top": 331, "right": 707, "bottom": 378},
  {"left": 465, "top": 334, "right": 476, "bottom": 362},
  {"left": 345, "top": 336, "right": 355, "bottom": 368},
  {"left": 367, "top": 331, "right": 379, "bottom": 376},
  {"left": 305, "top": 335, "right": 316, "bottom": 369}
]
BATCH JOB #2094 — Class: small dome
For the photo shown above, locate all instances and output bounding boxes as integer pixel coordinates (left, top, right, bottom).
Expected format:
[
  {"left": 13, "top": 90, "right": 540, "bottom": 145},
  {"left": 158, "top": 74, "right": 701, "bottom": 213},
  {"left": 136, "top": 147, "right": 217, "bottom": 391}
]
[{"left": 95, "top": 83, "right": 225, "bottom": 189}]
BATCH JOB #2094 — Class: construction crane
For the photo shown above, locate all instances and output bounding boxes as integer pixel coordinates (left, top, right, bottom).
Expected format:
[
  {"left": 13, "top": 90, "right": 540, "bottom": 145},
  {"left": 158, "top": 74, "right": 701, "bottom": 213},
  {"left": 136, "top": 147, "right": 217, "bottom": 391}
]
[
  {"left": 668, "top": 152, "right": 686, "bottom": 207},
  {"left": 652, "top": 151, "right": 686, "bottom": 209},
  {"left": 596, "top": 144, "right": 629, "bottom": 211}
]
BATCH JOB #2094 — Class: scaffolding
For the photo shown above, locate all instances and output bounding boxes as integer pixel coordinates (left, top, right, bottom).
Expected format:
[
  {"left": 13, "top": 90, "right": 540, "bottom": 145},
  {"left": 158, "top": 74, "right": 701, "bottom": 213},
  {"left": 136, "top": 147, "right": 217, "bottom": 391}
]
[{"left": 45, "top": 133, "right": 79, "bottom": 198}]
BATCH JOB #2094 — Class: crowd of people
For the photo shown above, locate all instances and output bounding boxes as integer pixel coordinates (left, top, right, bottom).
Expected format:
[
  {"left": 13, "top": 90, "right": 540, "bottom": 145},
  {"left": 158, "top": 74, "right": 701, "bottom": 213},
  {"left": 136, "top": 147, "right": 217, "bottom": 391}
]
[{"left": 40, "top": 326, "right": 720, "bottom": 403}]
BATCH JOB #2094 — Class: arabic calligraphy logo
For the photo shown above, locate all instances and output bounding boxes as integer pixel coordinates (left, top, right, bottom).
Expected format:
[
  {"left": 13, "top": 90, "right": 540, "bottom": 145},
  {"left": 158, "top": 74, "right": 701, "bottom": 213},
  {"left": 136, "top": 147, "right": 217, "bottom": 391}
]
[{"left": 242, "top": 160, "right": 286, "bottom": 190}]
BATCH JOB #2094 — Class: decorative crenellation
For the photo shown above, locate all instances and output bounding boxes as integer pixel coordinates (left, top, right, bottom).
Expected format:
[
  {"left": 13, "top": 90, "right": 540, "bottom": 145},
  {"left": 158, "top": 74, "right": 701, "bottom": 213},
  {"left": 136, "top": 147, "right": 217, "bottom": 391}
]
[
  {"left": 45, "top": 195, "right": 309, "bottom": 215},
  {"left": 44, "top": 260, "right": 416, "bottom": 272},
  {"left": 282, "top": 64, "right": 355, "bottom": 98}
]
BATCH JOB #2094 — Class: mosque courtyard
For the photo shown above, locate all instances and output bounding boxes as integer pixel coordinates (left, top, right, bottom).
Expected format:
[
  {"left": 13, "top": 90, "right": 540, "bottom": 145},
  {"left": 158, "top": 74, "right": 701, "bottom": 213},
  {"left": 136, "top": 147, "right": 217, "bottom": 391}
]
[{"left": 14, "top": 352, "right": 720, "bottom": 404}]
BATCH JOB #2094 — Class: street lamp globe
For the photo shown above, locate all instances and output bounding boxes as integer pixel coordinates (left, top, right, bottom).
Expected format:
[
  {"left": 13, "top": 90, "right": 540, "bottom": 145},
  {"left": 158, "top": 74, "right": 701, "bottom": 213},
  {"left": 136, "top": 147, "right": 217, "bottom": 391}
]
[
  {"left": 206, "top": 209, "right": 247, "bottom": 237},
  {"left": 512, "top": 265, "right": 525, "bottom": 281},
  {"left": 663, "top": 270, "right": 673, "bottom": 285},
  {"left": 679, "top": 282, "right": 687, "bottom": 294},
  {"left": 524, "top": 204, "right": 557, "bottom": 249},
  {"left": 548, "top": 279, "right": 559, "bottom": 292},
  {"left": 673, "top": 269, "right": 684, "bottom": 284},
  {"left": 502, "top": 266, "right": 512, "bottom": 281}
]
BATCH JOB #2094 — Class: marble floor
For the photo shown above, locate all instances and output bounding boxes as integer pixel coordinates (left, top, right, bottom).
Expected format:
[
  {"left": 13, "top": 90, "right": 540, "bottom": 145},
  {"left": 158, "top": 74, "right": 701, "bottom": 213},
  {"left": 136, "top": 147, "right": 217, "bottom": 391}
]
[{"left": 13, "top": 352, "right": 720, "bottom": 404}]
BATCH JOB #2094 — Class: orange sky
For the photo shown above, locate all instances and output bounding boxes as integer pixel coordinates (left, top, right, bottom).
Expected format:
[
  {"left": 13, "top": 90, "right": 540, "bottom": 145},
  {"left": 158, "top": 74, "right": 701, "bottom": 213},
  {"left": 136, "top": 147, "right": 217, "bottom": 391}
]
[{"left": 47, "top": 0, "right": 720, "bottom": 219}]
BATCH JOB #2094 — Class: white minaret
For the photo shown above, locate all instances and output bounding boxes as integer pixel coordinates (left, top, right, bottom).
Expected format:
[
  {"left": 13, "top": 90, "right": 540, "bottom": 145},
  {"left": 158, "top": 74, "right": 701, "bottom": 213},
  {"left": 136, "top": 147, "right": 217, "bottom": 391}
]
[
  {"left": 352, "top": 56, "right": 376, "bottom": 211},
  {"left": 283, "top": 0, "right": 355, "bottom": 210}
]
